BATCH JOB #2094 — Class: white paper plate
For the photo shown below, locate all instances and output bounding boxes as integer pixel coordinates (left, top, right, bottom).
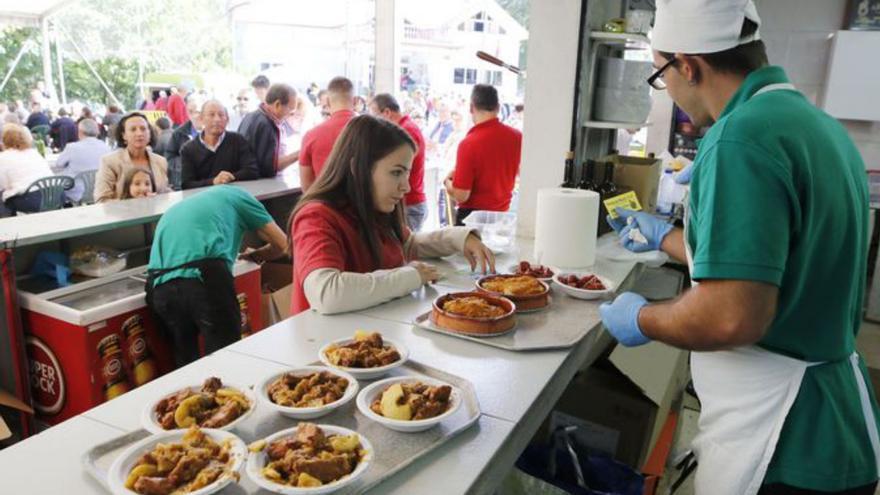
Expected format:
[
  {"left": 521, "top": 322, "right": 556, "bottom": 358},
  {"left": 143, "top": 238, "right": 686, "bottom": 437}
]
[
  {"left": 553, "top": 272, "right": 615, "bottom": 300},
  {"left": 356, "top": 375, "right": 462, "bottom": 433},
  {"left": 318, "top": 337, "right": 409, "bottom": 380},
  {"left": 109, "top": 428, "right": 246, "bottom": 495},
  {"left": 506, "top": 263, "right": 557, "bottom": 285},
  {"left": 141, "top": 381, "right": 256, "bottom": 434},
  {"left": 246, "top": 424, "right": 373, "bottom": 494},
  {"left": 257, "top": 366, "right": 359, "bottom": 419}
]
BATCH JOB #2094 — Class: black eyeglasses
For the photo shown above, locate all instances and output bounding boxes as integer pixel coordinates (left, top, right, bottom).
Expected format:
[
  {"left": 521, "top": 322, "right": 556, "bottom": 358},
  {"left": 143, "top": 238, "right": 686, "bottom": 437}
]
[{"left": 647, "top": 57, "right": 677, "bottom": 90}]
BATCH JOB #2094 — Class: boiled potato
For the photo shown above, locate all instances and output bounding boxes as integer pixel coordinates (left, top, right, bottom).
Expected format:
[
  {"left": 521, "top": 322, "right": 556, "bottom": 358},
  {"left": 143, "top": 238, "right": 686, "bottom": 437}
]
[
  {"left": 380, "top": 384, "right": 412, "bottom": 420},
  {"left": 353, "top": 330, "right": 371, "bottom": 341},
  {"left": 174, "top": 394, "right": 209, "bottom": 428},
  {"left": 329, "top": 434, "right": 360, "bottom": 453},
  {"left": 297, "top": 472, "right": 323, "bottom": 487},
  {"left": 262, "top": 466, "right": 282, "bottom": 481},
  {"left": 248, "top": 439, "right": 267, "bottom": 453},
  {"left": 124, "top": 464, "right": 157, "bottom": 489}
]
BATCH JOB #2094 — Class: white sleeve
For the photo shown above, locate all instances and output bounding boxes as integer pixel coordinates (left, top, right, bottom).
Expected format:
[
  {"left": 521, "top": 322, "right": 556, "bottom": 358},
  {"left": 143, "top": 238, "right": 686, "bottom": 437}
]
[
  {"left": 403, "top": 227, "right": 476, "bottom": 259},
  {"left": 303, "top": 266, "right": 424, "bottom": 315}
]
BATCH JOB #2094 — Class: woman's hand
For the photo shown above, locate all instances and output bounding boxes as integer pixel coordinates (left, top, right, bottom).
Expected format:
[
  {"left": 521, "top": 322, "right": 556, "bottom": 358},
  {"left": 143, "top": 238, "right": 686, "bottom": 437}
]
[
  {"left": 410, "top": 261, "right": 439, "bottom": 284},
  {"left": 463, "top": 234, "right": 495, "bottom": 274}
]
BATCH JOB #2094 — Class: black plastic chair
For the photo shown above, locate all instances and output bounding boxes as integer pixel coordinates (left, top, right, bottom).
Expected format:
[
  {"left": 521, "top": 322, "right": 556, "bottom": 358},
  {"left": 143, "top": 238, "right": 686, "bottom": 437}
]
[{"left": 19, "top": 176, "right": 75, "bottom": 213}]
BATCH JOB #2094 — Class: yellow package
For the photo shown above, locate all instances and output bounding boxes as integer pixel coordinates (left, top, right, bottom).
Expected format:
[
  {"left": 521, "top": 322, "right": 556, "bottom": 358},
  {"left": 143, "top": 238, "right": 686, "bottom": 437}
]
[{"left": 604, "top": 191, "right": 643, "bottom": 219}]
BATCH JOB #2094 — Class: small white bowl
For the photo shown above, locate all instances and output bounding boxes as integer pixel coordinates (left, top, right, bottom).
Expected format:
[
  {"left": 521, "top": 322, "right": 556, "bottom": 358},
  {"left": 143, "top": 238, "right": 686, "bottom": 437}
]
[
  {"left": 257, "top": 366, "right": 359, "bottom": 419},
  {"left": 507, "top": 263, "right": 558, "bottom": 285},
  {"left": 319, "top": 337, "right": 409, "bottom": 380},
  {"left": 141, "top": 381, "right": 256, "bottom": 434},
  {"left": 356, "top": 376, "right": 462, "bottom": 433},
  {"left": 553, "top": 272, "right": 615, "bottom": 300},
  {"left": 246, "top": 424, "right": 372, "bottom": 495},
  {"left": 109, "top": 428, "right": 246, "bottom": 495}
]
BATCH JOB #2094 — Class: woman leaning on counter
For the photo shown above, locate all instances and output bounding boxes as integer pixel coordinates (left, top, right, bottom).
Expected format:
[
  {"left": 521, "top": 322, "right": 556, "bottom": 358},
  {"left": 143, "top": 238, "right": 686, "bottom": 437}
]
[
  {"left": 94, "top": 112, "right": 170, "bottom": 203},
  {"left": 291, "top": 114, "right": 495, "bottom": 315}
]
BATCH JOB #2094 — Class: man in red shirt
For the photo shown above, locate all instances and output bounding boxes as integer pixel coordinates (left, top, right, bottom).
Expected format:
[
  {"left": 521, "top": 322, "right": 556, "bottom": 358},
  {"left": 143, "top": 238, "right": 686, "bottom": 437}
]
[
  {"left": 166, "top": 86, "right": 189, "bottom": 127},
  {"left": 298, "top": 77, "right": 357, "bottom": 191},
  {"left": 444, "top": 84, "right": 522, "bottom": 225},
  {"left": 369, "top": 93, "right": 428, "bottom": 231}
]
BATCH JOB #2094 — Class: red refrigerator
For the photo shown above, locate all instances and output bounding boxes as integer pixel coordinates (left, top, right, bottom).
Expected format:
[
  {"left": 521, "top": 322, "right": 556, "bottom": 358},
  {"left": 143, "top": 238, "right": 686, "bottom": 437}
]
[{"left": 17, "top": 261, "right": 262, "bottom": 426}]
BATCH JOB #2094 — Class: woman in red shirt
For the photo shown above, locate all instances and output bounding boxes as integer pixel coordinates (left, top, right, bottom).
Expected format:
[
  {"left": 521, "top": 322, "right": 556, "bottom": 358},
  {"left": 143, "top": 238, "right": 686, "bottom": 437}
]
[{"left": 291, "top": 115, "right": 495, "bottom": 315}]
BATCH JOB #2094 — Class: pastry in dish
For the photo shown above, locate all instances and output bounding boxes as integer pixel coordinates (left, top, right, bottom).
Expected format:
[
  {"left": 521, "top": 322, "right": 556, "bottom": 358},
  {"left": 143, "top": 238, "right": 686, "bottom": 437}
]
[
  {"left": 477, "top": 275, "right": 550, "bottom": 312},
  {"left": 431, "top": 292, "right": 516, "bottom": 336},
  {"left": 323, "top": 331, "right": 401, "bottom": 368},
  {"left": 480, "top": 275, "right": 545, "bottom": 296},
  {"left": 154, "top": 377, "right": 250, "bottom": 430},
  {"left": 124, "top": 426, "right": 238, "bottom": 494},
  {"left": 370, "top": 382, "right": 452, "bottom": 421},
  {"left": 267, "top": 371, "right": 349, "bottom": 408},
  {"left": 442, "top": 296, "right": 507, "bottom": 319},
  {"left": 256, "top": 422, "right": 366, "bottom": 488}
]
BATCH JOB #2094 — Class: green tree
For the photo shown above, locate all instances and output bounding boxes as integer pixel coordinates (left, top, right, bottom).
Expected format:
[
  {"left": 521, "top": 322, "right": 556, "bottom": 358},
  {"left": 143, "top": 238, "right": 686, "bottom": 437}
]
[
  {"left": 54, "top": 0, "right": 233, "bottom": 73},
  {"left": 497, "top": 0, "right": 530, "bottom": 94},
  {"left": 0, "top": 27, "right": 43, "bottom": 104},
  {"left": 62, "top": 57, "right": 149, "bottom": 110}
]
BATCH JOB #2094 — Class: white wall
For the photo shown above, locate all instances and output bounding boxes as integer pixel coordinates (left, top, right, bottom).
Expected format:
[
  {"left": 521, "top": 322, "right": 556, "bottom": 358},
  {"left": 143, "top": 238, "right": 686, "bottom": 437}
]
[
  {"left": 517, "top": 0, "right": 582, "bottom": 238},
  {"left": 754, "top": 0, "right": 880, "bottom": 169}
]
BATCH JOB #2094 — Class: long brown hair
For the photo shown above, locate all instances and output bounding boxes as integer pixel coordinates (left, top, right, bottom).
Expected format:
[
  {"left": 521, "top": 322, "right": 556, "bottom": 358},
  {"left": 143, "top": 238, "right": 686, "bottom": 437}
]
[{"left": 291, "top": 114, "right": 416, "bottom": 266}]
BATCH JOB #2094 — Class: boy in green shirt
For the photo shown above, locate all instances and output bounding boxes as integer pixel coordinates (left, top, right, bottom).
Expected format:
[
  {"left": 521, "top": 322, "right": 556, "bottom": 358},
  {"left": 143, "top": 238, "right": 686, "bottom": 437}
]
[{"left": 148, "top": 186, "right": 287, "bottom": 366}]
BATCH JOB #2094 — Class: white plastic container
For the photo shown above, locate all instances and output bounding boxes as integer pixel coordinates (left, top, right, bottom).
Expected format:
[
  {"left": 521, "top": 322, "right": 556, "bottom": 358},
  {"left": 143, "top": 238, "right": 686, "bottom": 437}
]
[
  {"left": 656, "top": 169, "right": 675, "bottom": 215},
  {"left": 463, "top": 211, "right": 517, "bottom": 252}
]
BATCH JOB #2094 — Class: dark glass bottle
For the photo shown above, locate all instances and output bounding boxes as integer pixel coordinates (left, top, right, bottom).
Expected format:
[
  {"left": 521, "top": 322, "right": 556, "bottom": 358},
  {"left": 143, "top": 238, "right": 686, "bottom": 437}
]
[
  {"left": 598, "top": 162, "right": 618, "bottom": 197},
  {"left": 578, "top": 160, "right": 597, "bottom": 191},
  {"left": 561, "top": 151, "right": 576, "bottom": 188}
]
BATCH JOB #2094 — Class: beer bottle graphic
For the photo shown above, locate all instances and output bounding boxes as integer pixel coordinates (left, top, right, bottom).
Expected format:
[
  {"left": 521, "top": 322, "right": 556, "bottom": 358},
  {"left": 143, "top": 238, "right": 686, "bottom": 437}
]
[
  {"left": 97, "top": 334, "right": 130, "bottom": 401},
  {"left": 237, "top": 293, "right": 252, "bottom": 338},
  {"left": 122, "top": 314, "right": 158, "bottom": 387}
]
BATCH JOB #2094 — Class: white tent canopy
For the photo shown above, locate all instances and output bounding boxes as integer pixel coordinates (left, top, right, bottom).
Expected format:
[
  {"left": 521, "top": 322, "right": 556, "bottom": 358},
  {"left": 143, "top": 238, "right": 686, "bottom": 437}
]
[{"left": 0, "top": 1, "right": 74, "bottom": 26}]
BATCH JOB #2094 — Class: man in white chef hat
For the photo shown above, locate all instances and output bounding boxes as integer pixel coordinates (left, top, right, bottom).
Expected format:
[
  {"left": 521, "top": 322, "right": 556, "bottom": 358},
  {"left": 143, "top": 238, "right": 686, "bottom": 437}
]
[{"left": 600, "top": 1, "right": 880, "bottom": 494}]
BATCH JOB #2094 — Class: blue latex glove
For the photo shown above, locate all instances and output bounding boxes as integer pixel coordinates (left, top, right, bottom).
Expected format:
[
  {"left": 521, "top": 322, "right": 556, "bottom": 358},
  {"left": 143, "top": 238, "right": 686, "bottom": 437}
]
[
  {"left": 611, "top": 208, "right": 673, "bottom": 253},
  {"left": 599, "top": 292, "right": 650, "bottom": 347},
  {"left": 673, "top": 164, "right": 693, "bottom": 184}
]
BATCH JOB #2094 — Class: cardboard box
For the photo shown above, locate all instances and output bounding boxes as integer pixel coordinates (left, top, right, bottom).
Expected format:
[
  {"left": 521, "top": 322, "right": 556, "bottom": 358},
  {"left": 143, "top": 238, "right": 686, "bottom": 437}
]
[
  {"left": 544, "top": 358, "right": 658, "bottom": 468},
  {"left": 599, "top": 153, "right": 662, "bottom": 213},
  {"left": 261, "top": 262, "right": 293, "bottom": 328},
  {"left": 0, "top": 387, "right": 33, "bottom": 441}
]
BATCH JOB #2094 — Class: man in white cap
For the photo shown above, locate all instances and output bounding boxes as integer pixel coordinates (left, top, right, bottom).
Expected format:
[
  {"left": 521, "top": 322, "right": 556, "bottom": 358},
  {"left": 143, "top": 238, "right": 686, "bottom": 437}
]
[{"left": 599, "top": 1, "right": 879, "bottom": 494}]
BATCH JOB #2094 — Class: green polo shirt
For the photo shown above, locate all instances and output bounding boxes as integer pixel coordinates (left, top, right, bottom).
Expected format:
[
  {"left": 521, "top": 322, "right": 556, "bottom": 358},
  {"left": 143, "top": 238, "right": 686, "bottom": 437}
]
[
  {"left": 148, "top": 185, "right": 273, "bottom": 287},
  {"left": 687, "top": 66, "right": 878, "bottom": 490}
]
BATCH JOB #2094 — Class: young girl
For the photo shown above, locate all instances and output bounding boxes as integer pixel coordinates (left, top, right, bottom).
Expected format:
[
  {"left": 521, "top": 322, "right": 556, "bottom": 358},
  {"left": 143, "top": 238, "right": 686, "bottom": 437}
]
[
  {"left": 291, "top": 115, "right": 495, "bottom": 315},
  {"left": 121, "top": 167, "right": 156, "bottom": 199}
]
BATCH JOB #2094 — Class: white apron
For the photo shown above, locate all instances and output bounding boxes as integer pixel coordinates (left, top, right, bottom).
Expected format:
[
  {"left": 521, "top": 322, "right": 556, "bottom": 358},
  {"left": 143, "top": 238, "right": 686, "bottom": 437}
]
[{"left": 685, "top": 83, "right": 880, "bottom": 495}]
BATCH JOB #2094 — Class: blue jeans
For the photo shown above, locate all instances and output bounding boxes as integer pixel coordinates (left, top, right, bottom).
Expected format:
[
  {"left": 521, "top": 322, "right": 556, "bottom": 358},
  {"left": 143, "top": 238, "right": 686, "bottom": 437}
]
[{"left": 406, "top": 202, "right": 427, "bottom": 232}]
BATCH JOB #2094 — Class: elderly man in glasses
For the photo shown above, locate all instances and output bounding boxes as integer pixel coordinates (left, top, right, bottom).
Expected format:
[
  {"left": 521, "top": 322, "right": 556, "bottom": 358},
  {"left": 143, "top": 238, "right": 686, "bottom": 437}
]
[{"left": 600, "top": 1, "right": 878, "bottom": 495}]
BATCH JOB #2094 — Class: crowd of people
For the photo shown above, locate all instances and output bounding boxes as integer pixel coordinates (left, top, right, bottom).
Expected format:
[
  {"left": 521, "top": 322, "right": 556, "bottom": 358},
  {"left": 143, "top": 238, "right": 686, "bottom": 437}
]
[{"left": 0, "top": 75, "right": 523, "bottom": 223}]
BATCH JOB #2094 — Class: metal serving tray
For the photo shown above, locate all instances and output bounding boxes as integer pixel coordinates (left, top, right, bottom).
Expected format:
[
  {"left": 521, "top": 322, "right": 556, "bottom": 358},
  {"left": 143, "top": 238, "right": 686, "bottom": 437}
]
[{"left": 83, "top": 360, "right": 480, "bottom": 494}]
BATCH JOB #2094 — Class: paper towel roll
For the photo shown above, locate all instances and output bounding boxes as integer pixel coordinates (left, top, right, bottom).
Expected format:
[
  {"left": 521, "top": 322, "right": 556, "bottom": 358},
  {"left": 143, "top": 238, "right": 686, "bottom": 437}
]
[{"left": 534, "top": 188, "right": 600, "bottom": 268}]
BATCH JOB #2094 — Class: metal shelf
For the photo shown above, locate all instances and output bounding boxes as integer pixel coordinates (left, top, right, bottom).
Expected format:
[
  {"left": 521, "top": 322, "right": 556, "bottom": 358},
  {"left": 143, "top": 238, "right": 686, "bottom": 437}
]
[{"left": 584, "top": 120, "right": 652, "bottom": 129}]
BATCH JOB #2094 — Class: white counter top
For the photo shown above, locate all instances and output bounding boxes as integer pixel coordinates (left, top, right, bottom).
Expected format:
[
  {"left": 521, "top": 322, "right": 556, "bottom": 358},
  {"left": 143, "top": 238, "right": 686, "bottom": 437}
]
[
  {"left": 0, "top": 238, "right": 641, "bottom": 494},
  {"left": 0, "top": 169, "right": 300, "bottom": 247}
]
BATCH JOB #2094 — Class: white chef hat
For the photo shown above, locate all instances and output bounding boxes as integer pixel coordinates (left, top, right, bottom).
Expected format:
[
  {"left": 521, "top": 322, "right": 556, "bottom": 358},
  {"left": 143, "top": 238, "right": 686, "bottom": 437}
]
[{"left": 652, "top": 0, "right": 762, "bottom": 54}]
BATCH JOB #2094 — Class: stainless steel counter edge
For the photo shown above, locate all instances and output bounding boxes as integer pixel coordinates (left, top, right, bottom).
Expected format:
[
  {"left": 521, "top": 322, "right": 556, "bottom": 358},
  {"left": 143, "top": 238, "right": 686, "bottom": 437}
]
[{"left": 0, "top": 175, "right": 302, "bottom": 247}]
